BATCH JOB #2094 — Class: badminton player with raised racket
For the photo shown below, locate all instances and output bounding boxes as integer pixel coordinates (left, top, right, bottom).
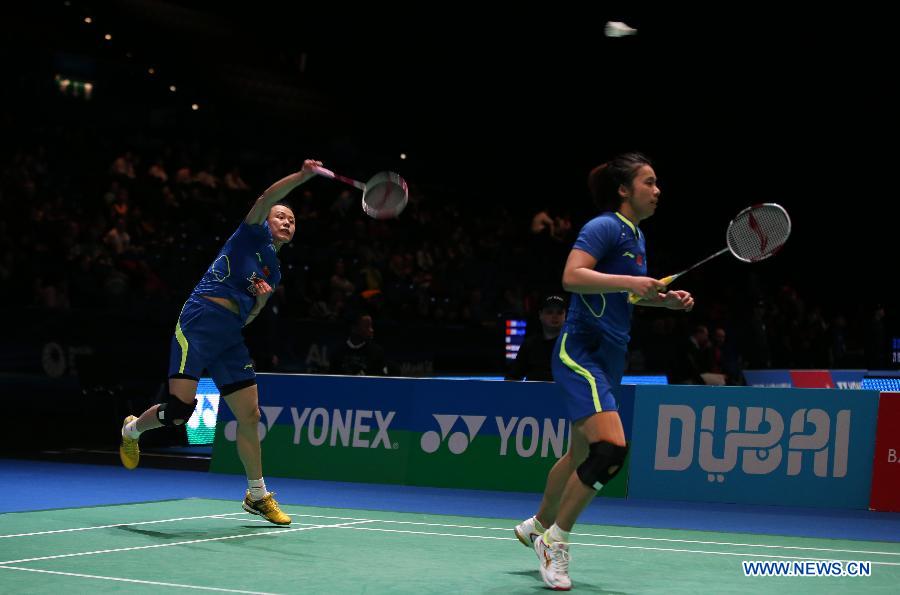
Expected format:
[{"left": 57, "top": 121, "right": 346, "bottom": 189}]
[
  {"left": 117, "top": 159, "right": 324, "bottom": 526},
  {"left": 515, "top": 152, "right": 693, "bottom": 590}
]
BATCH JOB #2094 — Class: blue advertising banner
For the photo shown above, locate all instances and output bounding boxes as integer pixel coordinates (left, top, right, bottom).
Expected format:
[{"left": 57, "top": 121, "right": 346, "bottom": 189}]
[
  {"left": 744, "top": 370, "right": 866, "bottom": 389},
  {"left": 830, "top": 370, "right": 866, "bottom": 390},
  {"left": 211, "top": 374, "right": 636, "bottom": 494},
  {"left": 742, "top": 370, "right": 792, "bottom": 388},
  {"left": 628, "top": 386, "right": 879, "bottom": 508}
]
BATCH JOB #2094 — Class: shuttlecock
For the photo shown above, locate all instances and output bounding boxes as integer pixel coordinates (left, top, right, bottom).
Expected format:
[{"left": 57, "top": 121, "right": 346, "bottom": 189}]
[{"left": 604, "top": 21, "right": 637, "bottom": 37}]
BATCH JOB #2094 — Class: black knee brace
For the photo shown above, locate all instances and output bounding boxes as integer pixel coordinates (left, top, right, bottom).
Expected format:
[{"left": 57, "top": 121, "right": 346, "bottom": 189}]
[
  {"left": 156, "top": 394, "right": 197, "bottom": 427},
  {"left": 576, "top": 441, "right": 629, "bottom": 491}
]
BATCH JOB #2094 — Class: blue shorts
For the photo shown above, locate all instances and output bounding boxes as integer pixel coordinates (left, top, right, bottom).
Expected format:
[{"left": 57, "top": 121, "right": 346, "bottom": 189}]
[
  {"left": 168, "top": 296, "right": 255, "bottom": 390},
  {"left": 551, "top": 330, "right": 627, "bottom": 421}
]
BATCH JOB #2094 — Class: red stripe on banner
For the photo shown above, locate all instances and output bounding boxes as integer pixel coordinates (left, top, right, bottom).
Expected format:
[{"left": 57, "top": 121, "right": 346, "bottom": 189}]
[
  {"left": 789, "top": 370, "right": 835, "bottom": 388},
  {"left": 870, "top": 393, "right": 900, "bottom": 512}
]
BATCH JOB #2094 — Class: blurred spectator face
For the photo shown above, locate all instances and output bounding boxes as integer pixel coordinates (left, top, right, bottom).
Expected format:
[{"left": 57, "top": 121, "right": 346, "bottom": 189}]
[
  {"left": 694, "top": 325, "right": 710, "bottom": 348},
  {"left": 713, "top": 328, "right": 725, "bottom": 346},
  {"left": 539, "top": 305, "right": 566, "bottom": 334},
  {"left": 267, "top": 205, "right": 296, "bottom": 244},
  {"left": 354, "top": 315, "right": 375, "bottom": 341}
]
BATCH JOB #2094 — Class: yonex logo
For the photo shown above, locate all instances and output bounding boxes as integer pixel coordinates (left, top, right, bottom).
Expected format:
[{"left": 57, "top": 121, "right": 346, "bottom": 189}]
[
  {"left": 224, "top": 405, "right": 282, "bottom": 442},
  {"left": 420, "top": 414, "right": 486, "bottom": 454},
  {"left": 186, "top": 394, "right": 218, "bottom": 432},
  {"left": 290, "top": 408, "right": 395, "bottom": 449},
  {"left": 225, "top": 406, "right": 396, "bottom": 449}
]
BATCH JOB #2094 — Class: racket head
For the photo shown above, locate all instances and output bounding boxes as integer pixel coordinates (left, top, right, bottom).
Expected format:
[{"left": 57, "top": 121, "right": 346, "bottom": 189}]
[
  {"left": 726, "top": 203, "right": 791, "bottom": 262},
  {"left": 361, "top": 171, "right": 408, "bottom": 220}
]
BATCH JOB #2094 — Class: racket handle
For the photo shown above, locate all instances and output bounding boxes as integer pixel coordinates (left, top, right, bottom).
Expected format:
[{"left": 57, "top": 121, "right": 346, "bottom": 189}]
[
  {"left": 310, "top": 165, "right": 336, "bottom": 178},
  {"left": 626, "top": 274, "right": 679, "bottom": 304},
  {"left": 311, "top": 166, "right": 367, "bottom": 191}
]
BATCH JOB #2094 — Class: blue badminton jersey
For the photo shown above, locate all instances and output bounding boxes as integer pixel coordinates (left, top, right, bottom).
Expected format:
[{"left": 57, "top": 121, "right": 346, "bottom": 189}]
[
  {"left": 190, "top": 220, "right": 282, "bottom": 323},
  {"left": 565, "top": 211, "right": 647, "bottom": 345}
]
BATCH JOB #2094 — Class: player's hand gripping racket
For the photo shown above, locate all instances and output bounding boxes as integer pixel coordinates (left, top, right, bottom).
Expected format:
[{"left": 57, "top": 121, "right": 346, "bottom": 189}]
[
  {"left": 628, "top": 203, "right": 792, "bottom": 303},
  {"left": 311, "top": 166, "right": 409, "bottom": 220}
]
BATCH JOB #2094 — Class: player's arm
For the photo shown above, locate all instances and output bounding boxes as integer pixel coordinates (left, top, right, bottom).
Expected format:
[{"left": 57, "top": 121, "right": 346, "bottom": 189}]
[
  {"left": 562, "top": 249, "right": 664, "bottom": 299},
  {"left": 245, "top": 159, "right": 322, "bottom": 225},
  {"left": 244, "top": 280, "right": 274, "bottom": 327},
  {"left": 636, "top": 289, "right": 694, "bottom": 310}
]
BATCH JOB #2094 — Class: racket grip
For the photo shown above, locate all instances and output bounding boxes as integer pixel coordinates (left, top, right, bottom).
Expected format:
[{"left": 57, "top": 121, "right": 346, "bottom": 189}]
[
  {"left": 310, "top": 166, "right": 335, "bottom": 178},
  {"left": 627, "top": 275, "right": 677, "bottom": 304},
  {"left": 659, "top": 274, "right": 677, "bottom": 286}
]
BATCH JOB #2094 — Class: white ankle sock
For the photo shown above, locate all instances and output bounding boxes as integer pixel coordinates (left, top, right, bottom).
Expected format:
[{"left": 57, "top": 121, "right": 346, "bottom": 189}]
[
  {"left": 546, "top": 523, "right": 570, "bottom": 544},
  {"left": 248, "top": 478, "right": 267, "bottom": 501},
  {"left": 123, "top": 420, "right": 141, "bottom": 440}
]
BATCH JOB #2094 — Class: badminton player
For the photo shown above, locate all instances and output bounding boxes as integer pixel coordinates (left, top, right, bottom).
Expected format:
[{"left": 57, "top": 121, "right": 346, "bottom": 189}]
[
  {"left": 514, "top": 152, "right": 694, "bottom": 589},
  {"left": 118, "top": 159, "right": 323, "bottom": 526}
]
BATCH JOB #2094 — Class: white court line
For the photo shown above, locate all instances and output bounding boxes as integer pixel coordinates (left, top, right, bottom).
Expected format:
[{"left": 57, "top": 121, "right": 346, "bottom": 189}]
[
  {"left": 330, "top": 525, "right": 900, "bottom": 567},
  {"left": 237, "top": 512, "right": 900, "bottom": 559},
  {"left": 562, "top": 540, "right": 900, "bottom": 567},
  {"left": 11, "top": 509, "right": 898, "bottom": 559},
  {"left": 7, "top": 505, "right": 898, "bottom": 571},
  {"left": 0, "top": 513, "right": 247, "bottom": 539},
  {"left": 569, "top": 531, "right": 900, "bottom": 557},
  {"left": 0, "top": 565, "right": 279, "bottom": 594},
  {"left": 0, "top": 520, "right": 374, "bottom": 566}
]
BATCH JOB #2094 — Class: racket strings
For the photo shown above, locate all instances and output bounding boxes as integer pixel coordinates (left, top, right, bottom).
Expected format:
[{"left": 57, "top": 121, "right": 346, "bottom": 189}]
[
  {"left": 361, "top": 172, "right": 408, "bottom": 219},
  {"left": 728, "top": 206, "right": 790, "bottom": 261}
]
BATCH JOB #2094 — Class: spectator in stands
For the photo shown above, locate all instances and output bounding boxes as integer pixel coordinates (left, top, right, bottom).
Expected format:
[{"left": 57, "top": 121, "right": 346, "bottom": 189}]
[
  {"left": 224, "top": 166, "right": 250, "bottom": 191},
  {"left": 110, "top": 151, "right": 136, "bottom": 180},
  {"left": 330, "top": 258, "right": 356, "bottom": 297},
  {"left": 104, "top": 219, "right": 131, "bottom": 255},
  {"left": 506, "top": 295, "right": 566, "bottom": 381},
  {"left": 671, "top": 325, "right": 713, "bottom": 384},
  {"left": 148, "top": 158, "right": 169, "bottom": 184},
  {"left": 329, "top": 312, "right": 388, "bottom": 376}
]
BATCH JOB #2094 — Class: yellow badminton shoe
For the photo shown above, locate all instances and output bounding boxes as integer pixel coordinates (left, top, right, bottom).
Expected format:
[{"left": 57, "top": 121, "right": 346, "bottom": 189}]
[
  {"left": 243, "top": 491, "right": 291, "bottom": 526},
  {"left": 119, "top": 415, "right": 140, "bottom": 470}
]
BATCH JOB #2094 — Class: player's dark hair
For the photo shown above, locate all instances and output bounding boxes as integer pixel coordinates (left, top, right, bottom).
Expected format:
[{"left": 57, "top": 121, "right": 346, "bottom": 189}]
[
  {"left": 587, "top": 152, "right": 653, "bottom": 212},
  {"left": 272, "top": 200, "right": 295, "bottom": 214}
]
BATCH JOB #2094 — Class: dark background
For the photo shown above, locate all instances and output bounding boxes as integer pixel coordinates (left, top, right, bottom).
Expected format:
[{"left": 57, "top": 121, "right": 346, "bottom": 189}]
[
  {"left": 7, "top": 2, "right": 896, "bottom": 293},
  {"left": 1, "top": 2, "right": 897, "bottom": 452}
]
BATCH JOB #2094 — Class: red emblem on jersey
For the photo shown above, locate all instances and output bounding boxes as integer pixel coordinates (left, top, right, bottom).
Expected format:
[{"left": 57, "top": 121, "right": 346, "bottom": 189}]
[
  {"left": 262, "top": 266, "right": 270, "bottom": 278},
  {"left": 636, "top": 254, "right": 644, "bottom": 266}
]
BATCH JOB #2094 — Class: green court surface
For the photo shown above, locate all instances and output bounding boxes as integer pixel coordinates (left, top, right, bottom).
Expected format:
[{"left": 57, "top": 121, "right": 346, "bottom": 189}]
[{"left": 2, "top": 499, "right": 898, "bottom": 593}]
